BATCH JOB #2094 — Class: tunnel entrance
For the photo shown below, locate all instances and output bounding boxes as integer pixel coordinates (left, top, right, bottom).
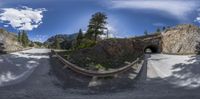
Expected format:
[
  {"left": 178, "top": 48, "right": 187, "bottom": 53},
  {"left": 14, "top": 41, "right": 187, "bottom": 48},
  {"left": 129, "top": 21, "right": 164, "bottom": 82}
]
[
  {"left": 144, "top": 45, "right": 158, "bottom": 54},
  {"left": 0, "top": 43, "right": 5, "bottom": 53}
]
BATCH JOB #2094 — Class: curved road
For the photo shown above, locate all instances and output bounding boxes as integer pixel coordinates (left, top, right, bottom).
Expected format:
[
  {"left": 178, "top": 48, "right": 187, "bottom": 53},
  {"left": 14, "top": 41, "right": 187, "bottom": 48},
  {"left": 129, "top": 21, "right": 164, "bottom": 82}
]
[{"left": 0, "top": 49, "right": 200, "bottom": 99}]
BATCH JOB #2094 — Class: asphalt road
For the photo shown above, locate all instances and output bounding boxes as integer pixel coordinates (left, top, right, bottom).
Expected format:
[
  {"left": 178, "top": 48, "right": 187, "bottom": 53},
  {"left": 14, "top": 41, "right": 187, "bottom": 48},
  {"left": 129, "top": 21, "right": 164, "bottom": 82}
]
[{"left": 0, "top": 49, "right": 200, "bottom": 99}]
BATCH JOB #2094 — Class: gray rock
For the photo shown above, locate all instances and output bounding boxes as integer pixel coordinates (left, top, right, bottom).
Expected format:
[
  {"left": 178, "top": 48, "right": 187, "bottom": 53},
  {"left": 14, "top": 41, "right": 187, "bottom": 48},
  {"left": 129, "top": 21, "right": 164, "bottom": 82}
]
[
  {"left": 162, "top": 24, "right": 200, "bottom": 54},
  {"left": 0, "top": 28, "right": 23, "bottom": 52}
]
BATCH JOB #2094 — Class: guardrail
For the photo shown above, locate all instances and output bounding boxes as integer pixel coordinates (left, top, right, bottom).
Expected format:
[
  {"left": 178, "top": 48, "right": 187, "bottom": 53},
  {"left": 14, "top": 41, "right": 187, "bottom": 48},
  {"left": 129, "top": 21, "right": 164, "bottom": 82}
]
[{"left": 51, "top": 50, "right": 144, "bottom": 77}]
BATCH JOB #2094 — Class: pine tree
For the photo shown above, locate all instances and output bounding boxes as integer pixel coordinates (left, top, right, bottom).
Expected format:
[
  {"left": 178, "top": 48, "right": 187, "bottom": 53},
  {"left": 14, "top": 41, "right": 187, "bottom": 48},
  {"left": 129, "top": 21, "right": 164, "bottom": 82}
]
[
  {"left": 156, "top": 28, "right": 161, "bottom": 33},
  {"left": 54, "top": 36, "right": 60, "bottom": 49},
  {"left": 162, "top": 27, "right": 166, "bottom": 31},
  {"left": 76, "top": 29, "right": 83, "bottom": 46},
  {"left": 17, "top": 32, "right": 21, "bottom": 43},
  {"left": 86, "top": 12, "right": 107, "bottom": 41},
  {"left": 85, "top": 28, "right": 93, "bottom": 40},
  {"left": 21, "top": 31, "right": 29, "bottom": 47}
]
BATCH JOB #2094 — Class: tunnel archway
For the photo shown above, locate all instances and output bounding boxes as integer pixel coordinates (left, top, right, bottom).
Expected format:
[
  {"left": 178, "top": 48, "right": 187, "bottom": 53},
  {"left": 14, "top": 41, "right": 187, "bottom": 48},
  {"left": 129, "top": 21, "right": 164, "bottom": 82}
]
[
  {"left": 144, "top": 45, "right": 159, "bottom": 54},
  {"left": 0, "top": 43, "right": 5, "bottom": 53}
]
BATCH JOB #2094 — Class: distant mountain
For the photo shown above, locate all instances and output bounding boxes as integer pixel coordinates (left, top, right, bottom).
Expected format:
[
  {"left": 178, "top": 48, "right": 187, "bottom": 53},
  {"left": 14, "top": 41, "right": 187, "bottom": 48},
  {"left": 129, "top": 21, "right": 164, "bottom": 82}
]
[{"left": 44, "top": 33, "right": 78, "bottom": 49}]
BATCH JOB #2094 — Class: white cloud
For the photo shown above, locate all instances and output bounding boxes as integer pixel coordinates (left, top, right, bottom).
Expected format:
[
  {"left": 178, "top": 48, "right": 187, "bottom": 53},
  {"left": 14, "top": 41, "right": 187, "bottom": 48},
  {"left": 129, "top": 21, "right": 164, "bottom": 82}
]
[
  {"left": 100, "top": 24, "right": 117, "bottom": 39},
  {"left": 0, "top": 6, "right": 46, "bottom": 31},
  {"left": 109, "top": 0, "right": 199, "bottom": 20},
  {"left": 195, "top": 17, "right": 200, "bottom": 23},
  {"left": 31, "top": 35, "right": 48, "bottom": 42},
  {"left": 82, "top": 30, "right": 87, "bottom": 34},
  {"left": 195, "top": 9, "right": 200, "bottom": 24},
  {"left": 3, "top": 25, "right": 8, "bottom": 27},
  {"left": 195, "top": 17, "right": 200, "bottom": 24},
  {"left": 106, "top": 24, "right": 116, "bottom": 33}
]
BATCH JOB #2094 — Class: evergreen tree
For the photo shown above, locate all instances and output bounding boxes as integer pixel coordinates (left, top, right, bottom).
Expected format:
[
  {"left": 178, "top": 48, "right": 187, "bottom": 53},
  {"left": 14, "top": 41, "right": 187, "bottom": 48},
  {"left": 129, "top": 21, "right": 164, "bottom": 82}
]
[
  {"left": 156, "top": 28, "right": 161, "bottom": 33},
  {"left": 144, "top": 30, "right": 148, "bottom": 35},
  {"left": 21, "top": 31, "right": 29, "bottom": 47},
  {"left": 85, "top": 28, "right": 93, "bottom": 40},
  {"left": 86, "top": 12, "right": 107, "bottom": 41},
  {"left": 76, "top": 29, "right": 83, "bottom": 46},
  {"left": 162, "top": 26, "right": 166, "bottom": 31},
  {"left": 54, "top": 36, "right": 60, "bottom": 49},
  {"left": 17, "top": 32, "right": 21, "bottom": 43}
]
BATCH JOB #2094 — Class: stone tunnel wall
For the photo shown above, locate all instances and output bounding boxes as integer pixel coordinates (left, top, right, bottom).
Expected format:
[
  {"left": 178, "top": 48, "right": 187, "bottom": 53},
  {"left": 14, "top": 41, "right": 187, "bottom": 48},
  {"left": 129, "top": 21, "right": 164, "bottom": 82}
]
[
  {"left": 142, "top": 39, "right": 162, "bottom": 53},
  {"left": 133, "top": 24, "right": 200, "bottom": 55},
  {"left": 133, "top": 34, "right": 162, "bottom": 53}
]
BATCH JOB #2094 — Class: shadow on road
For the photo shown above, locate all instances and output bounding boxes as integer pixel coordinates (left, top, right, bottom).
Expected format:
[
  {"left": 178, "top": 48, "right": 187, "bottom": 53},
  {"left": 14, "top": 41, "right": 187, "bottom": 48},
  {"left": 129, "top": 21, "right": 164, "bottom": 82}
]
[
  {"left": 132, "top": 54, "right": 200, "bottom": 99},
  {"left": 0, "top": 50, "right": 49, "bottom": 87},
  {"left": 166, "top": 55, "right": 200, "bottom": 89}
]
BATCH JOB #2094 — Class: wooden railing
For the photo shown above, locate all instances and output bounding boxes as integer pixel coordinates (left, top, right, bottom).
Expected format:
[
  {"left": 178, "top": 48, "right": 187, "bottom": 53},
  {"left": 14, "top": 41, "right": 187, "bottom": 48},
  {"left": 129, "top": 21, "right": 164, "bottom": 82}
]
[{"left": 51, "top": 50, "right": 144, "bottom": 77}]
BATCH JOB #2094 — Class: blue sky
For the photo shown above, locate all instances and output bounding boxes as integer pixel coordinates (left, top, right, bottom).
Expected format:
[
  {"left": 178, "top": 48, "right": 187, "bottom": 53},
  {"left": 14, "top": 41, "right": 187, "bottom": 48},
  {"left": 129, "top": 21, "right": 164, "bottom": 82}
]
[{"left": 0, "top": 0, "right": 200, "bottom": 42}]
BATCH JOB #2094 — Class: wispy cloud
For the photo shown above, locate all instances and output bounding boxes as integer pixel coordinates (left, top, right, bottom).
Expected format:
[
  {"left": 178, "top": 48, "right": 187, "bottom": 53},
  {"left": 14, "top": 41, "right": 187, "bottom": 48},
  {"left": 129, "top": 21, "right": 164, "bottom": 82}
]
[
  {"left": 100, "top": 24, "right": 117, "bottom": 38},
  {"left": 31, "top": 35, "right": 48, "bottom": 42},
  {"left": 195, "top": 8, "right": 200, "bottom": 24},
  {"left": 109, "top": 0, "right": 199, "bottom": 20},
  {"left": 195, "top": 17, "right": 200, "bottom": 24},
  {"left": 106, "top": 24, "right": 116, "bottom": 33},
  {"left": 0, "top": 6, "right": 46, "bottom": 31}
]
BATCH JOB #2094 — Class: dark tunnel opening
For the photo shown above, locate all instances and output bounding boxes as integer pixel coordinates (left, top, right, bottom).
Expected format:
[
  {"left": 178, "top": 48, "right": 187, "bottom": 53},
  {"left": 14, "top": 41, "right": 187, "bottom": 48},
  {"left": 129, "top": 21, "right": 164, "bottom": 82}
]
[
  {"left": 0, "top": 43, "right": 5, "bottom": 53},
  {"left": 144, "top": 45, "right": 159, "bottom": 54}
]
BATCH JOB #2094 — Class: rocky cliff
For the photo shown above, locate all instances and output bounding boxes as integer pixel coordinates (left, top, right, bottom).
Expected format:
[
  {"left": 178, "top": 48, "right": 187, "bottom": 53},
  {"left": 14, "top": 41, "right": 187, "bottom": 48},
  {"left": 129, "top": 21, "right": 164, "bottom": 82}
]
[
  {"left": 0, "top": 29, "right": 23, "bottom": 52},
  {"left": 162, "top": 24, "right": 200, "bottom": 54}
]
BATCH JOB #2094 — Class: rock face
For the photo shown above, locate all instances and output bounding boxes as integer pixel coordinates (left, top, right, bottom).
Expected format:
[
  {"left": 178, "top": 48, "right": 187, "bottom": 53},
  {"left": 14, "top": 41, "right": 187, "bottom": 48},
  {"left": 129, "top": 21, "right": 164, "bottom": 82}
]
[
  {"left": 0, "top": 29, "right": 23, "bottom": 52},
  {"left": 162, "top": 24, "right": 200, "bottom": 54}
]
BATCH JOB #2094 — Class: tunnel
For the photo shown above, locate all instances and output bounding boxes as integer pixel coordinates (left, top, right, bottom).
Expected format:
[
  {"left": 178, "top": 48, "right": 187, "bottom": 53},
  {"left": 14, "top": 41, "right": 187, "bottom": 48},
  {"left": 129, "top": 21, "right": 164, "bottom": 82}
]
[
  {"left": 144, "top": 45, "right": 159, "bottom": 54},
  {"left": 0, "top": 43, "right": 5, "bottom": 53}
]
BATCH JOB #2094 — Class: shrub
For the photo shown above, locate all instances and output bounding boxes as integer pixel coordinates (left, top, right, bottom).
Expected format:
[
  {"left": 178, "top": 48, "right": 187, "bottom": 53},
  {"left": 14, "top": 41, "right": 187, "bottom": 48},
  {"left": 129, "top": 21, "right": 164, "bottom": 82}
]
[
  {"left": 95, "top": 64, "right": 105, "bottom": 70},
  {"left": 76, "top": 39, "right": 96, "bottom": 49}
]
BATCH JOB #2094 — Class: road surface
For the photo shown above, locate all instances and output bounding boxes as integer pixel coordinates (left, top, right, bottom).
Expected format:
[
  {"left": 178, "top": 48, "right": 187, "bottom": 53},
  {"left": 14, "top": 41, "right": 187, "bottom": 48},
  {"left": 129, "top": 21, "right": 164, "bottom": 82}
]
[
  {"left": 0, "top": 49, "right": 200, "bottom": 99},
  {"left": 147, "top": 54, "right": 200, "bottom": 88}
]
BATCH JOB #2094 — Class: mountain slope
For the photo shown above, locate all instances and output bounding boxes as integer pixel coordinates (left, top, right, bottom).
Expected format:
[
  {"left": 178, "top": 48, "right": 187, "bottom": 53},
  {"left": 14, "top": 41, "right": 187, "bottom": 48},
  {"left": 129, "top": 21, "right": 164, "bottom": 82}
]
[{"left": 44, "top": 33, "right": 78, "bottom": 49}]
